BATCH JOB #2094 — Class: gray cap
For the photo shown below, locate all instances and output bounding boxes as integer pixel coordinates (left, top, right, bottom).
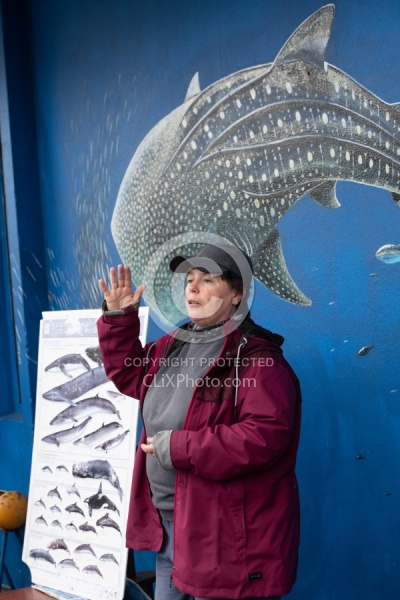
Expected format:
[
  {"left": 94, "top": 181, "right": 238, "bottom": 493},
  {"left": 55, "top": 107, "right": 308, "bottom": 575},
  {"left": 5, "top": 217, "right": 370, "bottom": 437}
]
[{"left": 169, "top": 244, "right": 253, "bottom": 284}]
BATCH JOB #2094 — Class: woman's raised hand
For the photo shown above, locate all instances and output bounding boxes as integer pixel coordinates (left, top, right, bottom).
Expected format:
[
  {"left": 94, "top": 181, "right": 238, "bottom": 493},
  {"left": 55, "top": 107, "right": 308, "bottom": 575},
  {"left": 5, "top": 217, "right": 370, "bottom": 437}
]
[{"left": 99, "top": 265, "right": 145, "bottom": 311}]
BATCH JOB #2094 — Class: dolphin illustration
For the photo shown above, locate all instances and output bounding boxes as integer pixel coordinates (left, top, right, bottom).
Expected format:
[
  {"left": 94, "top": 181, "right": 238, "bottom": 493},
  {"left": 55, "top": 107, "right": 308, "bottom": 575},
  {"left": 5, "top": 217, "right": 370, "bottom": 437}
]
[{"left": 111, "top": 4, "right": 400, "bottom": 322}]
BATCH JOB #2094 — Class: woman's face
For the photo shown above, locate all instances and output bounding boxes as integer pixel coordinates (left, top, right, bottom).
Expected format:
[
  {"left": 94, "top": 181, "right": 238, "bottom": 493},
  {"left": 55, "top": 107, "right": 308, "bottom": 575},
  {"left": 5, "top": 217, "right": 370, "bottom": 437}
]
[{"left": 185, "top": 268, "right": 242, "bottom": 327}]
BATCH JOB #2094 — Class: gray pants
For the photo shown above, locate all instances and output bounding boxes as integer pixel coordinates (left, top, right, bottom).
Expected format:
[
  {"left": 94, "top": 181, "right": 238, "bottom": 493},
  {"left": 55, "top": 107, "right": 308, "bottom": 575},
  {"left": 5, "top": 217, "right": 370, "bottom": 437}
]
[{"left": 155, "top": 518, "right": 281, "bottom": 600}]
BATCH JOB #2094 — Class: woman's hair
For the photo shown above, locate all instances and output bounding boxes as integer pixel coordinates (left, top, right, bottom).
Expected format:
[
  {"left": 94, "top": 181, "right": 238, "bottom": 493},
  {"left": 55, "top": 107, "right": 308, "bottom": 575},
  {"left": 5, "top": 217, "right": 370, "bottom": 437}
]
[
  {"left": 220, "top": 270, "right": 243, "bottom": 296},
  {"left": 221, "top": 271, "right": 250, "bottom": 316}
]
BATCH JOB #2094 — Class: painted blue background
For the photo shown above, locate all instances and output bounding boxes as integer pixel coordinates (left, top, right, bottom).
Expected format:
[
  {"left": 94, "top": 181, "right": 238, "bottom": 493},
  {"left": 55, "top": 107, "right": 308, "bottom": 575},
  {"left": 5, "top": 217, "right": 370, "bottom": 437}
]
[{"left": 0, "top": 0, "right": 399, "bottom": 597}]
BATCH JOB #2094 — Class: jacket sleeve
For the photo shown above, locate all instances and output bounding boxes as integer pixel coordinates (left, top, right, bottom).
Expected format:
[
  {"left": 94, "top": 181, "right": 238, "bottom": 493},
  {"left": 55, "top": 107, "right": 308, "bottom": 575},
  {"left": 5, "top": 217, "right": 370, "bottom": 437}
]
[
  {"left": 170, "top": 356, "right": 301, "bottom": 481},
  {"left": 97, "top": 306, "right": 153, "bottom": 401}
]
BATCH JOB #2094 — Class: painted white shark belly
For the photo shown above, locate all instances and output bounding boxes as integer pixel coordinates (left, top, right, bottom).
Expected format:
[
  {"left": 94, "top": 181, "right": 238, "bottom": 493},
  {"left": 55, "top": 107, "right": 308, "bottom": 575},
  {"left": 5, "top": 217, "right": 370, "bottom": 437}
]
[{"left": 112, "top": 4, "right": 400, "bottom": 323}]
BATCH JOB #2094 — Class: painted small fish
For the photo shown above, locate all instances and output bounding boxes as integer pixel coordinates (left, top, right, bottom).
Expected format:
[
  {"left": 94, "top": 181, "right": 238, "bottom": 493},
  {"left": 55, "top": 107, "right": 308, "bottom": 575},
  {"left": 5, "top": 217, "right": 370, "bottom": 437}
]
[
  {"left": 42, "top": 366, "right": 108, "bottom": 402},
  {"left": 41, "top": 416, "right": 92, "bottom": 446},
  {"left": 34, "top": 498, "right": 46, "bottom": 509},
  {"left": 375, "top": 244, "right": 400, "bottom": 264},
  {"left": 112, "top": 3, "right": 400, "bottom": 322},
  {"left": 45, "top": 353, "right": 93, "bottom": 378},
  {"left": 49, "top": 505, "right": 62, "bottom": 513},
  {"left": 96, "top": 512, "right": 121, "bottom": 534},
  {"left": 358, "top": 345, "right": 374, "bottom": 356},
  {"left": 50, "top": 520, "right": 63, "bottom": 530},
  {"left": 41, "top": 466, "right": 52, "bottom": 473},
  {"left": 50, "top": 396, "right": 120, "bottom": 425},
  {"left": 34, "top": 515, "right": 48, "bottom": 527},
  {"left": 65, "top": 522, "right": 78, "bottom": 532},
  {"left": 72, "top": 459, "right": 123, "bottom": 500}
]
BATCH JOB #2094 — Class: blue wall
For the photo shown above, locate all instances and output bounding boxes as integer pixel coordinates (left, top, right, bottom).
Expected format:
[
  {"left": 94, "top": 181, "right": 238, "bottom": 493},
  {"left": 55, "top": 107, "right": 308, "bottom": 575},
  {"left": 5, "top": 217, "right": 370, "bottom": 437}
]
[{"left": 1, "top": 0, "right": 399, "bottom": 596}]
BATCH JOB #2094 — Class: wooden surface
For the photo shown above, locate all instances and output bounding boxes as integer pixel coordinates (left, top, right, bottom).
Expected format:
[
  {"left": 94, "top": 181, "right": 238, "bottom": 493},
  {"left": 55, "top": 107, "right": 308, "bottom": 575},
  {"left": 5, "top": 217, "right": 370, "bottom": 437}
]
[{"left": 0, "top": 588, "right": 52, "bottom": 599}]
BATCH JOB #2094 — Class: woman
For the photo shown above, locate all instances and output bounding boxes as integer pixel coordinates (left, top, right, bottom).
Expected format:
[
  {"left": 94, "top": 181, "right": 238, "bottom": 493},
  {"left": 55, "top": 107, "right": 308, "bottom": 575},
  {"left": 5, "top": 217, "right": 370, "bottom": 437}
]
[{"left": 97, "top": 243, "right": 301, "bottom": 600}]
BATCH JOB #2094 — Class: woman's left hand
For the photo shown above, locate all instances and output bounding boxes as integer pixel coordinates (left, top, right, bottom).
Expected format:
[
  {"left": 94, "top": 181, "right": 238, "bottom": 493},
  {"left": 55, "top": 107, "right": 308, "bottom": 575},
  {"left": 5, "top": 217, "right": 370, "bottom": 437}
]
[{"left": 141, "top": 437, "right": 155, "bottom": 456}]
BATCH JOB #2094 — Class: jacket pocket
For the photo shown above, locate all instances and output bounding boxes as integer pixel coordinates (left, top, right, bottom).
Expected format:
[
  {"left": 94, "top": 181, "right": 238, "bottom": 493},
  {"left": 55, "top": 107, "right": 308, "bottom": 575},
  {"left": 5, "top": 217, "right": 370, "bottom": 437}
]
[{"left": 215, "top": 478, "right": 247, "bottom": 571}]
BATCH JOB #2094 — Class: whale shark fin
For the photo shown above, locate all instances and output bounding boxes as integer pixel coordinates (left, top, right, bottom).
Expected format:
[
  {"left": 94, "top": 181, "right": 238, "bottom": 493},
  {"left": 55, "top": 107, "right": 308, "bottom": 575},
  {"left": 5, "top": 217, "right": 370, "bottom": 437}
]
[
  {"left": 185, "top": 72, "right": 201, "bottom": 102},
  {"left": 308, "top": 180, "right": 341, "bottom": 209},
  {"left": 253, "top": 228, "right": 312, "bottom": 306},
  {"left": 391, "top": 192, "right": 400, "bottom": 206},
  {"left": 274, "top": 4, "right": 335, "bottom": 71}
]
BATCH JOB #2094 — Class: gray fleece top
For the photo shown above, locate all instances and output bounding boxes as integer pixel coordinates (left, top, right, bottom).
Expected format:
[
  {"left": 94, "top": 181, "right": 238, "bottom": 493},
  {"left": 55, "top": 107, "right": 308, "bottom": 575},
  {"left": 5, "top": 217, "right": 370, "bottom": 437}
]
[{"left": 143, "top": 330, "right": 224, "bottom": 520}]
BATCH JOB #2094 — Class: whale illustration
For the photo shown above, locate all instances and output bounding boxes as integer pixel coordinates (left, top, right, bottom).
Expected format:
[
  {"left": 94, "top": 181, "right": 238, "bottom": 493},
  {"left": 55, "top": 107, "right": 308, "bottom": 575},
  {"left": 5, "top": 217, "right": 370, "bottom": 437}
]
[
  {"left": 111, "top": 4, "right": 400, "bottom": 323},
  {"left": 42, "top": 366, "right": 109, "bottom": 403}
]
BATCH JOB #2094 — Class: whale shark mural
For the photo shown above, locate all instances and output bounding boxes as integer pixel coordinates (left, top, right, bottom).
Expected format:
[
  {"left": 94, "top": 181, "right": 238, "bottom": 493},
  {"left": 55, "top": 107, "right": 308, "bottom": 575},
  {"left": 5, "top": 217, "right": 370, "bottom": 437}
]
[{"left": 111, "top": 3, "right": 400, "bottom": 323}]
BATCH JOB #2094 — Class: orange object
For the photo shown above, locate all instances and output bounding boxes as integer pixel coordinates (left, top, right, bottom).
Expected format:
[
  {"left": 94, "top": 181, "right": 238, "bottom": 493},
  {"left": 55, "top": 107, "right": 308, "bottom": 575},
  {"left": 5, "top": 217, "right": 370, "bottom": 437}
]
[{"left": 0, "top": 490, "right": 28, "bottom": 531}]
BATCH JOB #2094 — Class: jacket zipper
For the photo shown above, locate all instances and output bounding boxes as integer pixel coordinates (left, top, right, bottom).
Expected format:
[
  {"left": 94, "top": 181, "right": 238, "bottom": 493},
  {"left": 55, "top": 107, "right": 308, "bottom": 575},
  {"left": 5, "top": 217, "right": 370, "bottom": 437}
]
[{"left": 233, "top": 336, "right": 248, "bottom": 417}]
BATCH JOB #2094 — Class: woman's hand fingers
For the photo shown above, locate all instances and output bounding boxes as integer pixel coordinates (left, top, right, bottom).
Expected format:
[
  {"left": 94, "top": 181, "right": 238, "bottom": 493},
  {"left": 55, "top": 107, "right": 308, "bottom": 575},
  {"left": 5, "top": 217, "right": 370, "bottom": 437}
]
[
  {"left": 133, "top": 283, "right": 146, "bottom": 304},
  {"left": 141, "top": 437, "right": 154, "bottom": 456},
  {"left": 98, "top": 265, "right": 145, "bottom": 310},
  {"left": 110, "top": 266, "right": 119, "bottom": 289},
  {"left": 98, "top": 277, "right": 109, "bottom": 295},
  {"left": 117, "top": 264, "right": 129, "bottom": 288}
]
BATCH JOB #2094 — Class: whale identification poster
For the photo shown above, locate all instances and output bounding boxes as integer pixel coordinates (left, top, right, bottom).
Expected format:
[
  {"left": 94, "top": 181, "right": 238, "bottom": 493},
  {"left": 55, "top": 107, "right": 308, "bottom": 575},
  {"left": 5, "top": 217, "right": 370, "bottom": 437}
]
[{"left": 23, "top": 307, "right": 149, "bottom": 600}]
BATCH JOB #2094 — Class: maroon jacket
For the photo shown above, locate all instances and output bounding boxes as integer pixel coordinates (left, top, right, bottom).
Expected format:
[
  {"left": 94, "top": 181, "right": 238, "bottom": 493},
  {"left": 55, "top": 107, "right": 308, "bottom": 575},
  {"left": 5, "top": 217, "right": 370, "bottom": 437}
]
[{"left": 97, "top": 307, "right": 301, "bottom": 598}]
